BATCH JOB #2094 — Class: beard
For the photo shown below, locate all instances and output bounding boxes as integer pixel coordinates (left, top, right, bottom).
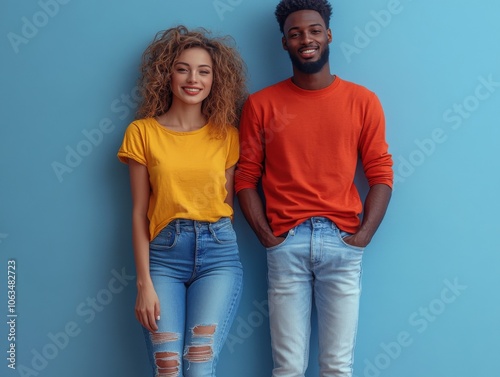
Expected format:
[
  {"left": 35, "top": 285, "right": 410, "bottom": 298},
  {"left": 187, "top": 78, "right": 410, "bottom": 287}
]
[{"left": 288, "top": 45, "right": 330, "bottom": 74}]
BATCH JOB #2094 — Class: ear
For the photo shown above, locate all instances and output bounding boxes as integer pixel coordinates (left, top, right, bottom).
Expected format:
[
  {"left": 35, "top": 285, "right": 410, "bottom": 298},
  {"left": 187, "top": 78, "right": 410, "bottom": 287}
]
[
  {"left": 282, "top": 35, "right": 288, "bottom": 51},
  {"left": 327, "top": 28, "right": 333, "bottom": 43}
]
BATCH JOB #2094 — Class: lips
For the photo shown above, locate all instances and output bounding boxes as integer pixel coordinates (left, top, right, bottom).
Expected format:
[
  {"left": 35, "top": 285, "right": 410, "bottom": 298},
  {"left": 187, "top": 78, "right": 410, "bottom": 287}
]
[
  {"left": 182, "top": 87, "right": 202, "bottom": 95},
  {"left": 299, "top": 47, "right": 318, "bottom": 59}
]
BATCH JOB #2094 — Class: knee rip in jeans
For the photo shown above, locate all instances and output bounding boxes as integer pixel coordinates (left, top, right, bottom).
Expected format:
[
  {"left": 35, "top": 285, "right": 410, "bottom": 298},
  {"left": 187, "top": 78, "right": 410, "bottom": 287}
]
[
  {"left": 184, "top": 325, "right": 216, "bottom": 363},
  {"left": 151, "top": 332, "right": 179, "bottom": 345},
  {"left": 151, "top": 333, "right": 181, "bottom": 376},
  {"left": 154, "top": 351, "right": 180, "bottom": 377}
]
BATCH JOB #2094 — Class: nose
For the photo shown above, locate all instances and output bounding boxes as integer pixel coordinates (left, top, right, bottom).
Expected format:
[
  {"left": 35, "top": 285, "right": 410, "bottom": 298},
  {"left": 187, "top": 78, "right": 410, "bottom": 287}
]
[
  {"left": 187, "top": 71, "right": 197, "bottom": 83},
  {"left": 300, "top": 31, "right": 313, "bottom": 44}
]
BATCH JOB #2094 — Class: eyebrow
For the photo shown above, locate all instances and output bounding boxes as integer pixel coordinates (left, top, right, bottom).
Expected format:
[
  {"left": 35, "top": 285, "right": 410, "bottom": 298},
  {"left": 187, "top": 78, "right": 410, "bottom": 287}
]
[
  {"left": 174, "top": 61, "right": 212, "bottom": 69},
  {"left": 287, "top": 23, "right": 324, "bottom": 33}
]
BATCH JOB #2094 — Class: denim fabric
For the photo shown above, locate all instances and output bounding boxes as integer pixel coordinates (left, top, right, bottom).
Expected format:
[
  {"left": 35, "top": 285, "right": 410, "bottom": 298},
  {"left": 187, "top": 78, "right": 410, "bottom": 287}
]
[
  {"left": 266, "top": 217, "right": 364, "bottom": 377},
  {"left": 144, "top": 217, "right": 243, "bottom": 377}
]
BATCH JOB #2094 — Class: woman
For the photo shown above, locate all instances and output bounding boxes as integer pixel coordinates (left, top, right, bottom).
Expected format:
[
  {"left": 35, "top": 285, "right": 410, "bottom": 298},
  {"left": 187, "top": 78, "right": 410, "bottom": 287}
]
[{"left": 117, "top": 25, "right": 246, "bottom": 377}]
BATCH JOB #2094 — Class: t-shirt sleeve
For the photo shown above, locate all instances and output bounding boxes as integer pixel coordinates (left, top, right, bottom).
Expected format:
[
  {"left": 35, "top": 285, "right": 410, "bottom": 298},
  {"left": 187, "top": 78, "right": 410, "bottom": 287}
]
[
  {"left": 234, "top": 97, "right": 264, "bottom": 193},
  {"left": 359, "top": 92, "right": 393, "bottom": 188},
  {"left": 225, "top": 127, "right": 240, "bottom": 169},
  {"left": 117, "top": 122, "right": 147, "bottom": 166}
]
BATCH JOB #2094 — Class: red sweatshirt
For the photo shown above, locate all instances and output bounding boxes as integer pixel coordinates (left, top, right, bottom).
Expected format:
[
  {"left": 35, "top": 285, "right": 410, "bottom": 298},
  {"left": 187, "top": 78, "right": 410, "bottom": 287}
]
[{"left": 235, "top": 77, "right": 393, "bottom": 236}]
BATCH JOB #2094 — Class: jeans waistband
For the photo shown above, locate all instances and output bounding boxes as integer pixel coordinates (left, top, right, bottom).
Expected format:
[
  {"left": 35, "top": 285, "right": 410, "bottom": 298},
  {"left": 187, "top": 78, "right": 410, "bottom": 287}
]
[
  {"left": 301, "top": 217, "right": 339, "bottom": 230},
  {"left": 169, "top": 217, "right": 231, "bottom": 233}
]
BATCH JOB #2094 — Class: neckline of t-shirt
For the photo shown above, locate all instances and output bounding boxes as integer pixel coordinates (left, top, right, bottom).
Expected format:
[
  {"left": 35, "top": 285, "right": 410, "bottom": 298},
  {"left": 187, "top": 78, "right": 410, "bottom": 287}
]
[
  {"left": 285, "top": 75, "right": 341, "bottom": 97},
  {"left": 150, "top": 118, "right": 210, "bottom": 136}
]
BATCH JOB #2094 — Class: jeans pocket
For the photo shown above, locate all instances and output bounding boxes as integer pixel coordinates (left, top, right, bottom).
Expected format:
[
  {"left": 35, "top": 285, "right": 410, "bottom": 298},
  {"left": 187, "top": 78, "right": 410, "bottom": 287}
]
[
  {"left": 265, "top": 230, "right": 293, "bottom": 252},
  {"left": 338, "top": 230, "right": 365, "bottom": 252},
  {"left": 211, "top": 221, "right": 237, "bottom": 244},
  {"left": 150, "top": 225, "right": 178, "bottom": 251}
]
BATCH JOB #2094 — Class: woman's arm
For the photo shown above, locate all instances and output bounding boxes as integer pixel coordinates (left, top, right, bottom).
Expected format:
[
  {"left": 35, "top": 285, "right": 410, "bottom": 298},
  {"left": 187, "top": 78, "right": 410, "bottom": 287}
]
[
  {"left": 128, "top": 159, "right": 160, "bottom": 333},
  {"left": 225, "top": 165, "right": 236, "bottom": 209}
]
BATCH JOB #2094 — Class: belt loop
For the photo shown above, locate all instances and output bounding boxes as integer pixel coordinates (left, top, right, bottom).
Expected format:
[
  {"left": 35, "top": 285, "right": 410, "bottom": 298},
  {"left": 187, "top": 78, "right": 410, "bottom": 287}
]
[
  {"left": 330, "top": 220, "right": 337, "bottom": 231},
  {"left": 175, "top": 219, "right": 180, "bottom": 235},
  {"left": 208, "top": 222, "right": 216, "bottom": 237}
]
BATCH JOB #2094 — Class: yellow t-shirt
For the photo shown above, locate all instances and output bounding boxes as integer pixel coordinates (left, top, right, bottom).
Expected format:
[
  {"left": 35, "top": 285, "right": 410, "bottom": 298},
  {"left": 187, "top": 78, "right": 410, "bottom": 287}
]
[{"left": 117, "top": 118, "right": 239, "bottom": 240}]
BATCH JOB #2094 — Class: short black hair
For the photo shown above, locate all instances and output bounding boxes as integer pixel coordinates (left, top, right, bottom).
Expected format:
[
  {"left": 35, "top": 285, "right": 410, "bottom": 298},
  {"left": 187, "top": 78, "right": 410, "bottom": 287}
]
[{"left": 275, "top": 0, "right": 333, "bottom": 33}]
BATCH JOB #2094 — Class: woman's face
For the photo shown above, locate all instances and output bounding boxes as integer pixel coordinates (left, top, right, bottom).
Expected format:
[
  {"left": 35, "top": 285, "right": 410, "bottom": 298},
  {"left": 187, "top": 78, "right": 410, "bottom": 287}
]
[{"left": 170, "top": 47, "right": 214, "bottom": 106}]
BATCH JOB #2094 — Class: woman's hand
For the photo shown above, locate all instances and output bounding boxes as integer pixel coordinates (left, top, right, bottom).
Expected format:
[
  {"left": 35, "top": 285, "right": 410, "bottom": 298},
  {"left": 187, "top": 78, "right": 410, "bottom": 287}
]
[{"left": 135, "top": 284, "right": 160, "bottom": 333}]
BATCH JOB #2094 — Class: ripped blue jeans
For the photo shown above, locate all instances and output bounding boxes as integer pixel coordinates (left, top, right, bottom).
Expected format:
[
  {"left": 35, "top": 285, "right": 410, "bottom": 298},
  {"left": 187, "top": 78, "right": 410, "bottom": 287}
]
[{"left": 144, "top": 218, "right": 243, "bottom": 377}]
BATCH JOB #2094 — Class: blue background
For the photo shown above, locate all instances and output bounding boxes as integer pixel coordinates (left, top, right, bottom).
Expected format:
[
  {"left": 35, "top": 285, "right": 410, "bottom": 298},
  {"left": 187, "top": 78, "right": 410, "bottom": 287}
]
[{"left": 1, "top": 0, "right": 499, "bottom": 376}]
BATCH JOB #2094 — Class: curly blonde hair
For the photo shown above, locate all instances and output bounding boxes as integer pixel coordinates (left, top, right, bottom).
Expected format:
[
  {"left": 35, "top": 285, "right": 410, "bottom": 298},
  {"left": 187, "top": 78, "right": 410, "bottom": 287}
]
[{"left": 136, "top": 25, "right": 247, "bottom": 138}]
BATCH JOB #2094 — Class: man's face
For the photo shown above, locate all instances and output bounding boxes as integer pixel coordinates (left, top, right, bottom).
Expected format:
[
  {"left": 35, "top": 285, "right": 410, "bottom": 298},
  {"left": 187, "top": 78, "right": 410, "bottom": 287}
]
[{"left": 282, "top": 10, "right": 332, "bottom": 74}]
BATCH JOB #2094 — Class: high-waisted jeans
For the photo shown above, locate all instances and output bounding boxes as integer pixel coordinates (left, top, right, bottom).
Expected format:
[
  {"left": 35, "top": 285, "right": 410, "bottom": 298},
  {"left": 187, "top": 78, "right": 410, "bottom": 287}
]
[
  {"left": 144, "top": 217, "right": 243, "bottom": 377},
  {"left": 266, "top": 217, "right": 365, "bottom": 377}
]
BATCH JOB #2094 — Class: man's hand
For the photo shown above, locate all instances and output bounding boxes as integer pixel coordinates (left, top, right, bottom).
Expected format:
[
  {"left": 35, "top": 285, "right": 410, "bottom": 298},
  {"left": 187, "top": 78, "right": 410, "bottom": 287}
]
[
  {"left": 342, "top": 233, "right": 370, "bottom": 248},
  {"left": 262, "top": 234, "right": 286, "bottom": 249},
  {"left": 345, "top": 184, "right": 392, "bottom": 249}
]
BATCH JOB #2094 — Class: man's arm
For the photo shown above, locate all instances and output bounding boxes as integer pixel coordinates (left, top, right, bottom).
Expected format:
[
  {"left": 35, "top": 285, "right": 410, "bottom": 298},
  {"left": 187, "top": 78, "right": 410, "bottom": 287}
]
[
  {"left": 346, "top": 90, "right": 393, "bottom": 248},
  {"left": 235, "top": 97, "right": 284, "bottom": 248},
  {"left": 237, "top": 188, "right": 284, "bottom": 248},
  {"left": 343, "top": 183, "right": 392, "bottom": 248}
]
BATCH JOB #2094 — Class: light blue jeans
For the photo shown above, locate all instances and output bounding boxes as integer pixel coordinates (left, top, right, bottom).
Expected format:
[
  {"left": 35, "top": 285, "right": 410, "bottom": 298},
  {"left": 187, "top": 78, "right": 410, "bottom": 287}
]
[
  {"left": 266, "top": 217, "right": 364, "bottom": 377},
  {"left": 145, "top": 218, "right": 243, "bottom": 377}
]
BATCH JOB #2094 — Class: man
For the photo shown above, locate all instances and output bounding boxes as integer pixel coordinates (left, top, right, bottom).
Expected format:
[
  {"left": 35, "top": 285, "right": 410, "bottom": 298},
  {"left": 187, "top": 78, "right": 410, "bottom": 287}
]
[{"left": 234, "top": 0, "right": 393, "bottom": 376}]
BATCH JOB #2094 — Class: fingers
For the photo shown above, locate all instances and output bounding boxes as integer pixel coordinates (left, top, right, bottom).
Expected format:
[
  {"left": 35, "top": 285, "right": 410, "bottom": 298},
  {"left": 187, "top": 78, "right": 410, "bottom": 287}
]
[
  {"left": 150, "top": 303, "right": 160, "bottom": 332},
  {"left": 147, "top": 309, "right": 159, "bottom": 333},
  {"left": 135, "top": 304, "right": 159, "bottom": 333},
  {"left": 155, "top": 302, "right": 161, "bottom": 323},
  {"left": 136, "top": 308, "right": 155, "bottom": 333}
]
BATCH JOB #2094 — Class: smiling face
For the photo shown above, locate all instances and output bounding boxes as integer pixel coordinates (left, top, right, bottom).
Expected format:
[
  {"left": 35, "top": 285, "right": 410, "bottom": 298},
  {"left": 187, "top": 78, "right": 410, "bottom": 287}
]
[
  {"left": 282, "top": 10, "right": 332, "bottom": 74},
  {"left": 170, "top": 47, "right": 214, "bottom": 106}
]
